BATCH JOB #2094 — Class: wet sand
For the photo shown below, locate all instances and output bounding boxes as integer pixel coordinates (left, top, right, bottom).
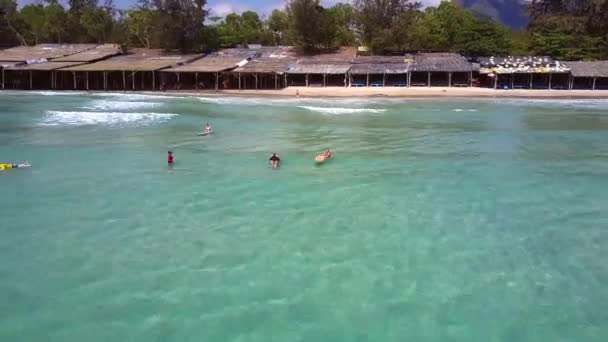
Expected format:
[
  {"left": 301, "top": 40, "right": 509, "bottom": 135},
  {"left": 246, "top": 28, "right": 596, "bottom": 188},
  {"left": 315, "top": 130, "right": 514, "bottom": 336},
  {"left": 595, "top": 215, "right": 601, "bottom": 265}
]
[{"left": 171, "top": 86, "right": 608, "bottom": 99}]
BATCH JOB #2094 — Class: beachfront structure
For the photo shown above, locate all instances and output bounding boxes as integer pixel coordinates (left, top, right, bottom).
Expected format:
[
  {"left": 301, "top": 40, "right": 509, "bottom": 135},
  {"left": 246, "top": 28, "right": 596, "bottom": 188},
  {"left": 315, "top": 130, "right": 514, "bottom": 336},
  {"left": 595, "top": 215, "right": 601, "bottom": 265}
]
[
  {"left": 349, "top": 56, "right": 412, "bottom": 87},
  {"left": 410, "top": 53, "right": 476, "bottom": 87},
  {"left": 2, "top": 45, "right": 120, "bottom": 90},
  {"left": 0, "top": 44, "right": 103, "bottom": 89},
  {"left": 57, "top": 49, "right": 200, "bottom": 91},
  {"left": 160, "top": 48, "right": 255, "bottom": 90},
  {"left": 565, "top": 61, "right": 608, "bottom": 90},
  {"left": 232, "top": 47, "right": 297, "bottom": 90},
  {"left": 286, "top": 47, "right": 356, "bottom": 87},
  {"left": 478, "top": 56, "right": 571, "bottom": 90}
]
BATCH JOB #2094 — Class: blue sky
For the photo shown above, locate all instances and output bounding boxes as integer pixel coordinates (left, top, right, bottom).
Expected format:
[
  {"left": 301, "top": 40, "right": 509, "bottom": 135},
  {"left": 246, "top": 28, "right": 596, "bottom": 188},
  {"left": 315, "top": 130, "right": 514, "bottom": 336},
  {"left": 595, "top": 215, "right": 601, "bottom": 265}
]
[{"left": 18, "top": 0, "right": 441, "bottom": 17}]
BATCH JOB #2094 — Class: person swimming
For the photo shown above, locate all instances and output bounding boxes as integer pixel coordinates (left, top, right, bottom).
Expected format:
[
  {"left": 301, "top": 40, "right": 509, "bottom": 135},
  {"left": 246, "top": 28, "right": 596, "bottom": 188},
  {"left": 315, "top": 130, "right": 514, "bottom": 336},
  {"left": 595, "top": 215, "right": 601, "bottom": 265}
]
[
  {"left": 167, "top": 151, "right": 174, "bottom": 165},
  {"left": 269, "top": 153, "right": 280, "bottom": 169}
]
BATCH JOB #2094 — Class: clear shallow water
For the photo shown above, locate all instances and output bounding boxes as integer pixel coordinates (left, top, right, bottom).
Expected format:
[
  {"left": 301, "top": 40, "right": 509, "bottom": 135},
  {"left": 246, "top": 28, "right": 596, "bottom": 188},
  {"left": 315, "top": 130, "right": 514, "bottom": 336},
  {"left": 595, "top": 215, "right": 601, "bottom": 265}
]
[{"left": 1, "top": 92, "right": 608, "bottom": 341}]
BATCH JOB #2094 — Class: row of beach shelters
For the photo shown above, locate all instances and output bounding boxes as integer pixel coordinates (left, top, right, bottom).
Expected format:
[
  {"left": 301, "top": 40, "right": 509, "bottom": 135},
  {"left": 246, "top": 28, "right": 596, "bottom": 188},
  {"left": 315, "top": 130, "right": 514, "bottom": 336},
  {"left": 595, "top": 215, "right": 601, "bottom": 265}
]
[
  {"left": 0, "top": 44, "right": 120, "bottom": 89},
  {"left": 57, "top": 49, "right": 200, "bottom": 91},
  {"left": 477, "top": 56, "right": 571, "bottom": 89},
  {"left": 159, "top": 47, "right": 297, "bottom": 90},
  {"left": 285, "top": 47, "right": 356, "bottom": 87},
  {"left": 409, "top": 53, "right": 477, "bottom": 87},
  {"left": 566, "top": 61, "right": 608, "bottom": 90},
  {"left": 349, "top": 56, "right": 412, "bottom": 87}
]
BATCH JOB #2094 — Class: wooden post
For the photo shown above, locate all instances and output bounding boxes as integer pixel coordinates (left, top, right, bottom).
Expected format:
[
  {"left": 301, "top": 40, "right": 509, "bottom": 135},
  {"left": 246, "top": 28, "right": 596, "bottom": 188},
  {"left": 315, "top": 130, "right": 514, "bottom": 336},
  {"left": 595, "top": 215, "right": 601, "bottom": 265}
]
[
  {"left": 29, "top": 70, "right": 33, "bottom": 89},
  {"left": 132, "top": 71, "right": 135, "bottom": 90},
  {"left": 1, "top": 68, "right": 4, "bottom": 89},
  {"left": 73, "top": 71, "right": 77, "bottom": 90},
  {"left": 383, "top": 72, "right": 386, "bottom": 87},
  {"left": 122, "top": 71, "right": 126, "bottom": 90},
  {"left": 50, "top": 71, "right": 54, "bottom": 89},
  {"left": 152, "top": 72, "right": 155, "bottom": 91},
  {"left": 530, "top": 74, "right": 533, "bottom": 89},
  {"left": 284, "top": 73, "right": 287, "bottom": 88},
  {"left": 493, "top": 74, "right": 498, "bottom": 89},
  {"left": 195, "top": 73, "right": 198, "bottom": 90},
  {"left": 448, "top": 72, "right": 452, "bottom": 87},
  {"left": 274, "top": 73, "right": 277, "bottom": 89},
  {"left": 305, "top": 74, "right": 309, "bottom": 87},
  {"left": 141, "top": 72, "right": 144, "bottom": 90},
  {"left": 510, "top": 74, "right": 514, "bottom": 89},
  {"left": 215, "top": 72, "right": 219, "bottom": 90},
  {"left": 254, "top": 73, "right": 258, "bottom": 89},
  {"left": 344, "top": 73, "right": 348, "bottom": 87},
  {"left": 592, "top": 77, "right": 596, "bottom": 90},
  {"left": 548, "top": 73, "right": 552, "bottom": 90},
  {"left": 408, "top": 72, "right": 411, "bottom": 87},
  {"left": 323, "top": 74, "right": 326, "bottom": 87},
  {"left": 427, "top": 72, "right": 431, "bottom": 87},
  {"left": 238, "top": 73, "right": 241, "bottom": 90},
  {"left": 86, "top": 72, "right": 89, "bottom": 90},
  {"left": 469, "top": 71, "right": 473, "bottom": 87},
  {"left": 366, "top": 73, "right": 369, "bottom": 87}
]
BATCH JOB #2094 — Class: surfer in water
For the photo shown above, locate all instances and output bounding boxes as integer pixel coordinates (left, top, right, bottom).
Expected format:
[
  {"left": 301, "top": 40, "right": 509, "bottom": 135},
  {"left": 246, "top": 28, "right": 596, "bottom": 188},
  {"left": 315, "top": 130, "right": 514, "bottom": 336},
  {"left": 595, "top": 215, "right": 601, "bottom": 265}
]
[
  {"left": 203, "top": 122, "right": 212, "bottom": 134},
  {"left": 269, "top": 153, "right": 281, "bottom": 169},
  {"left": 0, "top": 162, "right": 30, "bottom": 171}
]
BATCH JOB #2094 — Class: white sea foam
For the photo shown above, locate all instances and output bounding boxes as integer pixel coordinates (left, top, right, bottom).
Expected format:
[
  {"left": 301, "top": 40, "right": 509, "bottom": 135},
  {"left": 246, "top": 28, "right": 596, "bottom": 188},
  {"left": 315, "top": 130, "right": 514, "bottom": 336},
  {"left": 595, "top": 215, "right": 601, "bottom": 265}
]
[
  {"left": 84, "top": 100, "right": 163, "bottom": 111},
  {"left": 42, "top": 111, "right": 178, "bottom": 126},
  {"left": 298, "top": 106, "right": 387, "bottom": 114},
  {"left": 92, "top": 93, "right": 185, "bottom": 101},
  {"left": 452, "top": 108, "right": 478, "bottom": 112}
]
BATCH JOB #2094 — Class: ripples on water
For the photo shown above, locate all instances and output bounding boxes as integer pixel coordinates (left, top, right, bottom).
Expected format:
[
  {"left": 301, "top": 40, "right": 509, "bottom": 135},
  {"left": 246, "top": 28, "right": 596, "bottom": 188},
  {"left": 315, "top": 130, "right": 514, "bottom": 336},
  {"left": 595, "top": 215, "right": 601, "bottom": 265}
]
[{"left": 1, "top": 92, "right": 608, "bottom": 341}]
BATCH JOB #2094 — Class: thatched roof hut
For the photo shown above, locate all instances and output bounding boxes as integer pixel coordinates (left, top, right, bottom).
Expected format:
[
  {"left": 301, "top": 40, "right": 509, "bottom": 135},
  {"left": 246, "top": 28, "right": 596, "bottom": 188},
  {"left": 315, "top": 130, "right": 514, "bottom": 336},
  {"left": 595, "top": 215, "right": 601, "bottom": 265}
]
[
  {"left": 349, "top": 56, "right": 412, "bottom": 75},
  {"left": 164, "top": 57, "right": 246, "bottom": 73},
  {"left": 52, "top": 44, "right": 121, "bottom": 62},
  {"left": 61, "top": 49, "right": 201, "bottom": 72},
  {"left": 286, "top": 63, "right": 351, "bottom": 75},
  {"left": 413, "top": 53, "right": 474, "bottom": 72},
  {"left": 565, "top": 61, "right": 608, "bottom": 78},
  {"left": 0, "top": 44, "right": 97, "bottom": 62},
  {"left": 233, "top": 58, "right": 296, "bottom": 74},
  {"left": 5, "top": 61, "right": 85, "bottom": 71}
]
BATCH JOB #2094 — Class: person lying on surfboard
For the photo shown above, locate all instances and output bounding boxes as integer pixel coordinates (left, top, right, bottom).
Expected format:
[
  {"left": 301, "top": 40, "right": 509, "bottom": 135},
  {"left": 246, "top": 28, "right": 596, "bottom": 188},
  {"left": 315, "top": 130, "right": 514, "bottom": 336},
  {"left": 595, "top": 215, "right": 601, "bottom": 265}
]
[
  {"left": 315, "top": 150, "right": 332, "bottom": 163},
  {"left": 269, "top": 153, "right": 280, "bottom": 169},
  {"left": 0, "top": 162, "right": 30, "bottom": 171}
]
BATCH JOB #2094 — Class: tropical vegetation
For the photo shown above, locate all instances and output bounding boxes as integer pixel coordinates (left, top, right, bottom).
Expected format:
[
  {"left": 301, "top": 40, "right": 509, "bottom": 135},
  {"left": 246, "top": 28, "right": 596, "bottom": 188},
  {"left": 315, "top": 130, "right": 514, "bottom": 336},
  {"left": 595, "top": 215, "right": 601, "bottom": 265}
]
[{"left": 0, "top": 0, "right": 606, "bottom": 60}]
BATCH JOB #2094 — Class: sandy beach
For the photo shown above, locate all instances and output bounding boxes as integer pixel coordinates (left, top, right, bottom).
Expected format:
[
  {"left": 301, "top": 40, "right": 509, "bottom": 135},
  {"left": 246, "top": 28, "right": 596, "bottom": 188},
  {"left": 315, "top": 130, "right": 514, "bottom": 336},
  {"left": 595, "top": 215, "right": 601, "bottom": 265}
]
[{"left": 171, "top": 86, "right": 608, "bottom": 99}]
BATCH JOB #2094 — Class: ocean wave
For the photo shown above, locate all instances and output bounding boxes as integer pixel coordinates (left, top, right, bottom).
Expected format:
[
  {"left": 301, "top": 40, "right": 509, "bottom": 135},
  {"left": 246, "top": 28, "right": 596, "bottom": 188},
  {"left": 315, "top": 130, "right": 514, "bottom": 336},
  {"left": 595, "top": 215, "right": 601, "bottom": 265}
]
[
  {"left": 42, "top": 110, "right": 178, "bottom": 126},
  {"left": 298, "top": 106, "right": 387, "bottom": 114},
  {"left": 452, "top": 109, "right": 478, "bottom": 112},
  {"left": 84, "top": 100, "right": 163, "bottom": 111},
  {"left": 0, "top": 90, "right": 88, "bottom": 96},
  {"left": 92, "top": 93, "right": 185, "bottom": 101}
]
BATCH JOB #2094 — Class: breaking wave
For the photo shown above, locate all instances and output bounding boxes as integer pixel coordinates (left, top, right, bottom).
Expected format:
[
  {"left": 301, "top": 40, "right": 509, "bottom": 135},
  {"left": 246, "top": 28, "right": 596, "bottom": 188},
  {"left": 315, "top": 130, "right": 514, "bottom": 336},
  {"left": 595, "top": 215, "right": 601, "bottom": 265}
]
[
  {"left": 42, "top": 111, "right": 178, "bottom": 126},
  {"left": 84, "top": 100, "right": 163, "bottom": 111},
  {"left": 297, "top": 106, "right": 387, "bottom": 114}
]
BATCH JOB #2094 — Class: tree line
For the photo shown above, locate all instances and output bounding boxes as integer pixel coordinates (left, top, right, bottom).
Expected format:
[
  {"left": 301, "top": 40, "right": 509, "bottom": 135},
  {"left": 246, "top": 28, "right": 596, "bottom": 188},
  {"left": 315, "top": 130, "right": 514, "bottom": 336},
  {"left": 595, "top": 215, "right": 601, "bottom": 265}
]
[{"left": 1, "top": 0, "right": 607, "bottom": 60}]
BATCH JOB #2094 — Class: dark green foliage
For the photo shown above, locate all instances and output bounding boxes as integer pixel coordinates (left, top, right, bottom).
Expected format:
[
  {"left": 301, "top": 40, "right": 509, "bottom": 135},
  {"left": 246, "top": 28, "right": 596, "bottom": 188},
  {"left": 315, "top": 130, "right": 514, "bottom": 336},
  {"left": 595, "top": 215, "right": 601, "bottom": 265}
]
[{"left": 0, "top": 0, "right": 605, "bottom": 60}]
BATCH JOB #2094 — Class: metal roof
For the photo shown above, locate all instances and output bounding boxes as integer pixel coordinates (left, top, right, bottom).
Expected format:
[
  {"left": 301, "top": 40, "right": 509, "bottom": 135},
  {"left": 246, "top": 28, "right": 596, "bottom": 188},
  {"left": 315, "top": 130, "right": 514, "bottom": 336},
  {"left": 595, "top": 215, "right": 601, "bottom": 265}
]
[{"left": 349, "top": 63, "right": 410, "bottom": 74}]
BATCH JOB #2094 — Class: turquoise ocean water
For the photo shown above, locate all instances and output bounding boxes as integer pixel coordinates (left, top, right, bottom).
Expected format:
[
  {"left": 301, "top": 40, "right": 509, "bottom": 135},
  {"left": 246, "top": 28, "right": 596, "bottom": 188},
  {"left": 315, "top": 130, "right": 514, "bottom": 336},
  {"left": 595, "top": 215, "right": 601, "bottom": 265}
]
[{"left": 1, "top": 92, "right": 607, "bottom": 341}]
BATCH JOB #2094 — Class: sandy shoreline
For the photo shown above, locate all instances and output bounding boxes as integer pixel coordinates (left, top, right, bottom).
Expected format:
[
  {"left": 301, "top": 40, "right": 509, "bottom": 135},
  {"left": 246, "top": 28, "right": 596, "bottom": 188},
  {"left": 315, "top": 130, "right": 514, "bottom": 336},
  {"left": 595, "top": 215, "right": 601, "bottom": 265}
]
[
  {"left": 3, "top": 86, "right": 608, "bottom": 99},
  {"left": 175, "top": 86, "right": 608, "bottom": 99}
]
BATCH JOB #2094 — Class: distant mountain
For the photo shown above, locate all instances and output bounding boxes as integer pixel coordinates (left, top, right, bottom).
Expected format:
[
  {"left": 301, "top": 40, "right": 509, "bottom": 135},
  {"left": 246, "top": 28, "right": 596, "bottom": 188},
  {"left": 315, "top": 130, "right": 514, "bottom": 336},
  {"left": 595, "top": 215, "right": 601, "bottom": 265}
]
[{"left": 454, "top": 0, "right": 529, "bottom": 29}]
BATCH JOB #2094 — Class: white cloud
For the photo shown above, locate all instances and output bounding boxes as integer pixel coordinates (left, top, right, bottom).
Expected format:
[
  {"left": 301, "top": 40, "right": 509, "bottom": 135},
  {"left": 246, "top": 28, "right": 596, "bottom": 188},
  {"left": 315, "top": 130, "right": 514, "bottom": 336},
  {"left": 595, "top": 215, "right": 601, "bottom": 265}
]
[{"left": 210, "top": 3, "right": 242, "bottom": 17}]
